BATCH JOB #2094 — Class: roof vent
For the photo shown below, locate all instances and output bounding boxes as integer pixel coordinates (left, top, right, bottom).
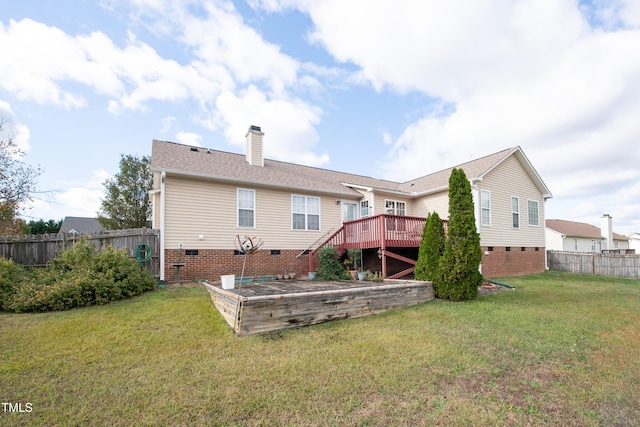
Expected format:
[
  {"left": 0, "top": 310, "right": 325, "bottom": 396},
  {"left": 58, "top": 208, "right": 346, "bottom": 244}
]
[{"left": 190, "top": 147, "right": 198, "bottom": 152}]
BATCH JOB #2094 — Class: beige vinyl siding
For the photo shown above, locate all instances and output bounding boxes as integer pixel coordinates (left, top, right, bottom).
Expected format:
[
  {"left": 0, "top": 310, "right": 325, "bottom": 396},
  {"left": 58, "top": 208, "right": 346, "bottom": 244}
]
[
  {"left": 478, "top": 156, "right": 545, "bottom": 247},
  {"left": 414, "top": 190, "right": 449, "bottom": 219},
  {"left": 163, "top": 175, "right": 343, "bottom": 250}
]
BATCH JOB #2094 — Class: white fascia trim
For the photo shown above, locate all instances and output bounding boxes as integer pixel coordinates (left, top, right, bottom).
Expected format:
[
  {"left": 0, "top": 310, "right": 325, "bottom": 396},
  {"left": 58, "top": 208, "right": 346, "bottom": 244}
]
[{"left": 341, "top": 182, "right": 373, "bottom": 192}]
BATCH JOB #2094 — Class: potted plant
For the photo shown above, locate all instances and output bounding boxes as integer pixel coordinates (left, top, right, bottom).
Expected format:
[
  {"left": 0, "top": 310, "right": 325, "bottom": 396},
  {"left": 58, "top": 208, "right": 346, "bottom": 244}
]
[
  {"left": 357, "top": 270, "right": 367, "bottom": 281},
  {"left": 344, "top": 248, "right": 361, "bottom": 279}
]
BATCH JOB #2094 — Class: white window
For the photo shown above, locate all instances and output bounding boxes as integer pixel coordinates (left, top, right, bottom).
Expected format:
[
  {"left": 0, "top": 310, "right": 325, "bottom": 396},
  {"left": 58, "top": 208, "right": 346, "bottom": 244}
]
[
  {"left": 511, "top": 196, "right": 520, "bottom": 228},
  {"left": 591, "top": 239, "right": 596, "bottom": 252},
  {"left": 342, "top": 201, "right": 358, "bottom": 223},
  {"left": 528, "top": 200, "right": 539, "bottom": 226},
  {"left": 385, "top": 200, "right": 406, "bottom": 216},
  {"left": 574, "top": 239, "right": 578, "bottom": 251},
  {"left": 360, "top": 200, "right": 369, "bottom": 217},
  {"left": 237, "top": 188, "right": 255, "bottom": 228},
  {"left": 480, "top": 190, "right": 491, "bottom": 226},
  {"left": 292, "top": 195, "right": 320, "bottom": 231}
]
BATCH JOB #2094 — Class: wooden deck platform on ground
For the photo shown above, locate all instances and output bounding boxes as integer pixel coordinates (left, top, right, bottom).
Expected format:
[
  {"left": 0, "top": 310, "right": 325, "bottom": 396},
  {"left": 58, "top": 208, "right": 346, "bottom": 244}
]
[{"left": 202, "top": 279, "right": 434, "bottom": 336}]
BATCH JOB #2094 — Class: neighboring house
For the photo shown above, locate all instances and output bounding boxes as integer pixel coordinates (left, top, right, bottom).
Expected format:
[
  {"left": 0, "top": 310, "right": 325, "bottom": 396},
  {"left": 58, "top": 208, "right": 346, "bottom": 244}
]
[
  {"left": 545, "top": 215, "right": 630, "bottom": 253},
  {"left": 150, "top": 125, "right": 552, "bottom": 282},
  {"left": 59, "top": 217, "right": 105, "bottom": 235},
  {"left": 628, "top": 232, "right": 640, "bottom": 252}
]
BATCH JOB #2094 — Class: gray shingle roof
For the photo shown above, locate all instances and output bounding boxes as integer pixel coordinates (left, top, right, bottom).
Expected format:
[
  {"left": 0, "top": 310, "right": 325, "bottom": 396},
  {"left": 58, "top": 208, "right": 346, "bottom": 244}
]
[
  {"left": 546, "top": 219, "right": 628, "bottom": 240},
  {"left": 150, "top": 140, "right": 550, "bottom": 199},
  {"left": 59, "top": 217, "right": 104, "bottom": 234}
]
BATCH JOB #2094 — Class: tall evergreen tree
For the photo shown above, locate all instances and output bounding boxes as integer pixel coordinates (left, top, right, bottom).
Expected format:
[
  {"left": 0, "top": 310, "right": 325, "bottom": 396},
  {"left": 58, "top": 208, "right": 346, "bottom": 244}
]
[
  {"left": 437, "top": 168, "right": 483, "bottom": 300},
  {"left": 415, "top": 211, "right": 445, "bottom": 283}
]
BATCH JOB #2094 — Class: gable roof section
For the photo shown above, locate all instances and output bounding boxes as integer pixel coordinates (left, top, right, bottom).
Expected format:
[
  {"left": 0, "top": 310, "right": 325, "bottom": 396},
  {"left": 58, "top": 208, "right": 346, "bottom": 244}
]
[
  {"left": 151, "top": 140, "right": 551, "bottom": 200},
  {"left": 546, "top": 219, "right": 628, "bottom": 241},
  {"left": 59, "top": 217, "right": 104, "bottom": 234}
]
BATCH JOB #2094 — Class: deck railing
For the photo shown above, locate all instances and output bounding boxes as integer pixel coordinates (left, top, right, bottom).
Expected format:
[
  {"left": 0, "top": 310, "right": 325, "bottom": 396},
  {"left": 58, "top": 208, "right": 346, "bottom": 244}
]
[
  {"left": 309, "top": 214, "right": 450, "bottom": 277},
  {"left": 309, "top": 214, "right": 430, "bottom": 269}
]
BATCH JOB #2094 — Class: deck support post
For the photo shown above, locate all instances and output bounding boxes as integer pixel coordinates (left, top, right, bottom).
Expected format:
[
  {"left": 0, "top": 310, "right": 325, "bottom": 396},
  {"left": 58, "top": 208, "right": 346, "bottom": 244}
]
[{"left": 379, "top": 215, "right": 387, "bottom": 278}]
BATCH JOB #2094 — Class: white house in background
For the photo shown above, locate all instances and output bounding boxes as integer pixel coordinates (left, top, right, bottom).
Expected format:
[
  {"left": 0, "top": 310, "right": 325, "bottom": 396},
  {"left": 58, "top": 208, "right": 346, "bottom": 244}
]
[
  {"left": 628, "top": 233, "right": 640, "bottom": 252},
  {"left": 545, "top": 215, "right": 630, "bottom": 252}
]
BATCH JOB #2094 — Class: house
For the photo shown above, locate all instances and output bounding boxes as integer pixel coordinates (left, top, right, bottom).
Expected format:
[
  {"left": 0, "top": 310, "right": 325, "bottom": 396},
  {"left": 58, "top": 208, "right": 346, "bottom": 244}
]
[
  {"left": 628, "top": 232, "right": 640, "bottom": 252},
  {"left": 545, "top": 215, "right": 630, "bottom": 253},
  {"left": 150, "top": 125, "right": 552, "bottom": 282},
  {"left": 59, "top": 217, "right": 104, "bottom": 235}
]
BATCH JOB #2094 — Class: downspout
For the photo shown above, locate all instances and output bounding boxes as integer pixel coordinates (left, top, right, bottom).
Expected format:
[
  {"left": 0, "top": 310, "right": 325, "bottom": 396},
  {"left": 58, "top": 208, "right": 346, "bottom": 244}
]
[
  {"left": 471, "top": 180, "right": 482, "bottom": 274},
  {"left": 160, "top": 171, "right": 166, "bottom": 281}
]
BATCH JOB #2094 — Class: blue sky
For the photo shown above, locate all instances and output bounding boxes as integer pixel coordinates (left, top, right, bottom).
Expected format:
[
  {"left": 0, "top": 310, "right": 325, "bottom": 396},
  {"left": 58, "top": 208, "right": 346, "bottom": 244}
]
[{"left": 1, "top": 0, "right": 639, "bottom": 235}]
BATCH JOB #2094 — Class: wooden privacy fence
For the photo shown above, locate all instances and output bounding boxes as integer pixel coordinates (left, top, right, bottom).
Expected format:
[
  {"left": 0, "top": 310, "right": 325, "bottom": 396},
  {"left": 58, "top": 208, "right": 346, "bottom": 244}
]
[
  {"left": 547, "top": 250, "right": 640, "bottom": 279},
  {"left": 0, "top": 228, "right": 160, "bottom": 277}
]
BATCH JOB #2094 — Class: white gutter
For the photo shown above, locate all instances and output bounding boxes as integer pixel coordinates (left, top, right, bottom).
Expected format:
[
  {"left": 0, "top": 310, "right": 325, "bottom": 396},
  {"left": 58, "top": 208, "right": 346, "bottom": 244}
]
[{"left": 160, "top": 170, "right": 166, "bottom": 281}]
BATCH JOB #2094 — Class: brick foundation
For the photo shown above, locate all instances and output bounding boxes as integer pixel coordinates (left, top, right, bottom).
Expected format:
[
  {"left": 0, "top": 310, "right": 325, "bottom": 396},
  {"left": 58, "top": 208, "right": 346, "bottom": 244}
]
[
  {"left": 165, "top": 245, "right": 546, "bottom": 282},
  {"left": 480, "top": 246, "right": 546, "bottom": 278},
  {"left": 165, "top": 249, "right": 309, "bottom": 283}
]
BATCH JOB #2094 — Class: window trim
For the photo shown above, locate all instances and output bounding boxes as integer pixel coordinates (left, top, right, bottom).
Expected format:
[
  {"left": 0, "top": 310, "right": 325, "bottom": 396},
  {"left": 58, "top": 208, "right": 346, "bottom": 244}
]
[
  {"left": 291, "top": 194, "right": 321, "bottom": 231},
  {"left": 341, "top": 200, "right": 358, "bottom": 223},
  {"left": 384, "top": 199, "right": 406, "bottom": 216},
  {"left": 480, "top": 189, "right": 491, "bottom": 226},
  {"left": 237, "top": 188, "right": 256, "bottom": 228},
  {"left": 527, "top": 199, "right": 539, "bottom": 227},
  {"left": 360, "top": 200, "right": 370, "bottom": 218},
  {"left": 511, "top": 196, "right": 520, "bottom": 229}
]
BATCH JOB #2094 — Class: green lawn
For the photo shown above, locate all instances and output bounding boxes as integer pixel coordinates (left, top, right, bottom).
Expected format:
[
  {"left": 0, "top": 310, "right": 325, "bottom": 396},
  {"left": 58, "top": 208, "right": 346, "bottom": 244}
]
[{"left": 1, "top": 271, "right": 639, "bottom": 426}]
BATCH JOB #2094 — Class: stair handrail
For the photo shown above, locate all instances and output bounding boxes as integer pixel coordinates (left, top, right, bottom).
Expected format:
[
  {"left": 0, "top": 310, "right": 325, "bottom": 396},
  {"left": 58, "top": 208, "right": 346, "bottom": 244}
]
[{"left": 296, "top": 227, "right": 338, "bottom": 259}]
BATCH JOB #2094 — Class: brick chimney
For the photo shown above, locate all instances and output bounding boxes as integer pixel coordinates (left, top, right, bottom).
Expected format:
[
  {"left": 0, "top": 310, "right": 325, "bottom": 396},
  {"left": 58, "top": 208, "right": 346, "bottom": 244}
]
[
  {"left": 601, "top": 214, "right": 613, "bottom": 251},
  {"left": 245, "top": 125, "right": 264, "bottom": 167}
]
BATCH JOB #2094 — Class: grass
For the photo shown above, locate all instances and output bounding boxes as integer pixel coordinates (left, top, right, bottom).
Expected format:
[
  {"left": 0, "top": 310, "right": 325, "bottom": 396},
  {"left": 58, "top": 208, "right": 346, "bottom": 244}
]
[{"left": 1, "top": 271, "right": 640, "bottom": 426}]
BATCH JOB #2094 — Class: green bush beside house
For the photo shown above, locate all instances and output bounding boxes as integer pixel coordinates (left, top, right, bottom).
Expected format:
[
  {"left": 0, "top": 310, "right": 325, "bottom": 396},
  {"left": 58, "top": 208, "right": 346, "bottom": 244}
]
[{"left": 0, "top": 239, "right": 156, "bottom": 312}]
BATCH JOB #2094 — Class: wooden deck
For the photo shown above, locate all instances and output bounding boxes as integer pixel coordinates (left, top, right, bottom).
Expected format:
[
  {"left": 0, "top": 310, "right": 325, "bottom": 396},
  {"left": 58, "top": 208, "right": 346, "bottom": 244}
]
[
  {"left": 203, "top": 279, "right": 435, "bottom": 336},
  {"left": 308, "top": 214, "right": 448, "bottom": 279}
]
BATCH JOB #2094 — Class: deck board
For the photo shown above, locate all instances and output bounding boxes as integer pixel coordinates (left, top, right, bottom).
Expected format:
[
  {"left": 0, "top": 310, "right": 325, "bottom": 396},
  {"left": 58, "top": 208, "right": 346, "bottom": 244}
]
[{"left": 203, "top": 279, "right": 434, "bottom": 336}]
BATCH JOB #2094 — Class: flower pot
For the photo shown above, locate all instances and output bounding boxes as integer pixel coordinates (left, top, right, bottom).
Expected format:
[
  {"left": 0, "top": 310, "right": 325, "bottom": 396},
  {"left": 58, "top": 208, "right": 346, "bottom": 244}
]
[
  {"left": 308, "top": 272, "right": 317, "bottom": 280},
  {"left": 357, "top": 271, "right": 367, "bottom": 281},
  {"left": 221, "top": 274, "right": 235, "bottom": 289}
]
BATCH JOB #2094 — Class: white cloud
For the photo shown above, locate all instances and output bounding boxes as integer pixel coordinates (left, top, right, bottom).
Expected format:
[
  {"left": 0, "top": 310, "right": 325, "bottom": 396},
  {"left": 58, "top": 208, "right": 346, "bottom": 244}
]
[
  {"left": 175, "top": 131, "right": 202, "bottom": 147},
  {"left": 257, "top": 0, "right": 640, "bottom": 234},
  {"left": 1, "top": 2, "right": 331, "bottom": 167},
  {"left": 0, "top": 104, "right": 31, "bottom": 153},
  {"left": 215, "top": 85, "right": 329, "bottom": 166},
  {"left": 26, "top": 169, "right": 111, "bottom": 221}
]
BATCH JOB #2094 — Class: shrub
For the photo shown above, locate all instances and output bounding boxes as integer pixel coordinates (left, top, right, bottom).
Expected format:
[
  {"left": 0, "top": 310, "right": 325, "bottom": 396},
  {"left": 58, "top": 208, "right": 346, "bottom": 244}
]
[
  {"left": 415, "top": 211, "right": 446, "bottom": 282},
  {"left": 315, "top": 246, "right": 351, "bottom": 281},
  {"left": 0, "top": 258, "right": 27, "bottom": 311},
  {"left": 3, "top": 239, "right": 156, "bottom": 312}
]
